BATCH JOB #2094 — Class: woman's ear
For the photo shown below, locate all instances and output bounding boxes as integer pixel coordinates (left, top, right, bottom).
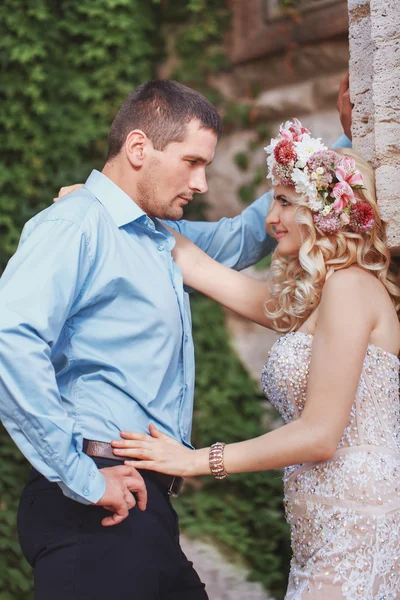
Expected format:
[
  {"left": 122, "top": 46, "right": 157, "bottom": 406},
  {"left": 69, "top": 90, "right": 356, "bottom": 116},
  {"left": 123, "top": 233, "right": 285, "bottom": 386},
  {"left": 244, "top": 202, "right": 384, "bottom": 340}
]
[{"left": 124, "top": 129, "right": 147, "bottom": 168}]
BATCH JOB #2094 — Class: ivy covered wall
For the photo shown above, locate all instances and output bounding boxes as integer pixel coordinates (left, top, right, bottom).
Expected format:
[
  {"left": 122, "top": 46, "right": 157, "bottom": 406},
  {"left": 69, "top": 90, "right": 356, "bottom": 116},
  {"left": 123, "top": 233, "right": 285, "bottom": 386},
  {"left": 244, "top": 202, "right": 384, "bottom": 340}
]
[{"left": 0, "top": 1, "right": 290, "bottom": 598}]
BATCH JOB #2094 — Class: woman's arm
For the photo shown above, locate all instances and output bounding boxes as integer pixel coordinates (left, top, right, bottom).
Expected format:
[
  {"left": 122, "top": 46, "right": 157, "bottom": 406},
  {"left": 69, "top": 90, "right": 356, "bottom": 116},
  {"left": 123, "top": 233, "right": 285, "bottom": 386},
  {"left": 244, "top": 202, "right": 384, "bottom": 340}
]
[
  {"left": 112, "top": 268, "right": 376, "bottom": 476},
  {"left": 169, "top": 227, "right": 276, "bottom": 328}
]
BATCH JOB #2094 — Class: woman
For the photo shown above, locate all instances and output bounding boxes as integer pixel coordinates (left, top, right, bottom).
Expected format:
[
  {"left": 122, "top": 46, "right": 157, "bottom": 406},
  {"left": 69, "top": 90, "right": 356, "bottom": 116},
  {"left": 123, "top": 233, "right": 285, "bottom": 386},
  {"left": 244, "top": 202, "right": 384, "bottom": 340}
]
[{"left": 112, "top": 120, "right": 400, "bottom": 599}]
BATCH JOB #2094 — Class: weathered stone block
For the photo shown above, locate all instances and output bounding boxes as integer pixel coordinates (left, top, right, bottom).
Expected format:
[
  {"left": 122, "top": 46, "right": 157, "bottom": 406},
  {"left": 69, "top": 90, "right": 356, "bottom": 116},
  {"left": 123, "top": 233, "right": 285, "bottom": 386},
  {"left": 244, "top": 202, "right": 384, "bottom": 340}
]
[
  {"left": 374, "top": 122, "right": 400, "bottom": 157},
  {"left": 375, "top": 165, "right": 400, "bottom": 248},
  {"left": 370, "top": 0, "right": 400, "bottom": 42},
  {"left": 348, "top": 17, "right": 373, "bottom": 94},
  {"left": 348, "top": 0, "right": 370, "bottom": 22}
]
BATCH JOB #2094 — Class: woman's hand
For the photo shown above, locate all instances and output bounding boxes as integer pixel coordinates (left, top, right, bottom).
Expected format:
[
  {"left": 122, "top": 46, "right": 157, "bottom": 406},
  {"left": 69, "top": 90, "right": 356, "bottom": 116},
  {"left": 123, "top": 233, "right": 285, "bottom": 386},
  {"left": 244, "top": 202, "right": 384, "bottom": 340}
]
[
  {"left": 53, "top": 183, "right": 84, "bottom": 202},
  {"left": 111, "top": 424, "right": 197, "bottom": 477}
]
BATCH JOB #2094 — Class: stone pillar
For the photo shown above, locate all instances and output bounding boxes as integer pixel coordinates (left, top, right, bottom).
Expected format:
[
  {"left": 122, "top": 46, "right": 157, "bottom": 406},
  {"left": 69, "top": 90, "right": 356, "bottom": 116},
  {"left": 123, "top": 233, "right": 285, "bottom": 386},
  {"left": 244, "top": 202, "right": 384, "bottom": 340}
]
[{"left": 348, "top": 0, "right": 400, "bottom": 248}]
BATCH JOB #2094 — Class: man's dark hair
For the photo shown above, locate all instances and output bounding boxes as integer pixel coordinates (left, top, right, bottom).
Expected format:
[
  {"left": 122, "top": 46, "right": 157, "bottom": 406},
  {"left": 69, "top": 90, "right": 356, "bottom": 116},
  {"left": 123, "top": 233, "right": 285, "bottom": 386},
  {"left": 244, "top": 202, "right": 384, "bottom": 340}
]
[{"left": 106, "top": 80, "right": 222, "bottom": 161}]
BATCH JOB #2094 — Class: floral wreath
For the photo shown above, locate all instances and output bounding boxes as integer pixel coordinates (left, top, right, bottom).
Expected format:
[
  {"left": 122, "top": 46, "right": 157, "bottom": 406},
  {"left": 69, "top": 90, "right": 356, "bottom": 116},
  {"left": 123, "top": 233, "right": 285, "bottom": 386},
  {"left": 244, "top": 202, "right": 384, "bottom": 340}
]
[{"left": 264, "top": 119, "right": 374, "bottom": 234}]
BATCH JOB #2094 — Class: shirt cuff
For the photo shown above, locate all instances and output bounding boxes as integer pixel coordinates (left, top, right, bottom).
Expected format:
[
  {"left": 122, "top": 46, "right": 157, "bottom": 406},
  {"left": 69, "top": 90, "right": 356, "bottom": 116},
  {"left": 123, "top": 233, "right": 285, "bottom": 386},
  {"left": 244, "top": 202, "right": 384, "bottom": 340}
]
[{"left": 58, "top": 462, "right": 106, "bottom": 505}]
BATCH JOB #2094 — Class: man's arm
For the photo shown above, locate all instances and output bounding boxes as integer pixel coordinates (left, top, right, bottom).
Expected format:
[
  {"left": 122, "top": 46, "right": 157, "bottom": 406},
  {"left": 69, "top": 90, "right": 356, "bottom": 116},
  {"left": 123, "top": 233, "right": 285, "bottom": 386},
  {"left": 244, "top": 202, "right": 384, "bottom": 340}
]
[
  {"left": 336, "top": 70, "right": 353, "bottom": 141},
  {"left": 0, "top": 212, "right": 147, "bottom": 522},
  {"left": 0, "top": 217, "right": 107, "bottom": 504}
]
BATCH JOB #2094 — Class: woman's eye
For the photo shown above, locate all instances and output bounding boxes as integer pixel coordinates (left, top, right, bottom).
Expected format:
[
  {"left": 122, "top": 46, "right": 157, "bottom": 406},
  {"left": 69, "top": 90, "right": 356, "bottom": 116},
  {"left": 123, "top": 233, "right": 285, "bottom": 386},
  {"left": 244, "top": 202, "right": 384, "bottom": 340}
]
[{"left": 281, "top": 199, "right": 290, "bottom": 207}]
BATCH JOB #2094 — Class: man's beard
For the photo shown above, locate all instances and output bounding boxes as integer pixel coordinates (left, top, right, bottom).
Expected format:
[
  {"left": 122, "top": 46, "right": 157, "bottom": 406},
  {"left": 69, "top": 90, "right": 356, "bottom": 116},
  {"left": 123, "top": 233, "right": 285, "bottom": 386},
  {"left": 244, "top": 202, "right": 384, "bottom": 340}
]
[{"left": 136, "top": 179, "right": 183, "bottom": 220}]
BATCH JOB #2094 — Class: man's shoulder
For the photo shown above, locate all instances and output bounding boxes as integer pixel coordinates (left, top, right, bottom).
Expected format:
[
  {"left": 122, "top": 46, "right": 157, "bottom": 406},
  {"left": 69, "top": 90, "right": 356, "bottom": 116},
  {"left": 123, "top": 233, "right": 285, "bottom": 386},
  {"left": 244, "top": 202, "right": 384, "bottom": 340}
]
[{"left": 25, "top": 189, "right": 105, "bottom": 233}]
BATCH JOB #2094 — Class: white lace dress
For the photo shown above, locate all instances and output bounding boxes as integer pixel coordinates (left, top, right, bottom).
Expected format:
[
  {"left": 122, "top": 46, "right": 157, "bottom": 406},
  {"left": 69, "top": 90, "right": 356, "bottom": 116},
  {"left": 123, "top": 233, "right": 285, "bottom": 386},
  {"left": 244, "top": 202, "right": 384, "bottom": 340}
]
[{"left": 261, "top": 331, "right": 400, "bottom": 600}]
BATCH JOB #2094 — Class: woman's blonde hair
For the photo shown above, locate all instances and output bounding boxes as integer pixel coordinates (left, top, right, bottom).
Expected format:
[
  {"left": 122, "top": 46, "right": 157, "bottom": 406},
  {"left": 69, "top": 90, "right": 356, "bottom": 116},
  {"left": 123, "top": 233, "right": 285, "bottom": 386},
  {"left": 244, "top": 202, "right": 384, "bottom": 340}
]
[{"left": 265, "top": 148, "right": 400, "bottom": 332}]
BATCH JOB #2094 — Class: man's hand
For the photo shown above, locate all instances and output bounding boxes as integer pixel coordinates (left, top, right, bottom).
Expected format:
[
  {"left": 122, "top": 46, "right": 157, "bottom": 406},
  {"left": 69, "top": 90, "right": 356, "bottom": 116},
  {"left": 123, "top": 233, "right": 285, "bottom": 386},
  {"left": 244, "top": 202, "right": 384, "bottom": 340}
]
[
  {"left": 337, "top": 70, "right": 353, "bottom": 140},
  {"left": 53, "top": 184, "right": 84, "bottom": 203},
  {"left": 96, "top": 465, "right": 147, "bottom": 527}
]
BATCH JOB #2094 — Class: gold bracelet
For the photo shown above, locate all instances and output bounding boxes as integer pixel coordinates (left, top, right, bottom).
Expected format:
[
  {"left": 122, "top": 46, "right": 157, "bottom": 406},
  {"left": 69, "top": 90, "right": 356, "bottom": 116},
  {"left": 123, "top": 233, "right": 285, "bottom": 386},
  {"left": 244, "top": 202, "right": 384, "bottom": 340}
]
[{"left": 209, "top": 442, "right": 229, "bottom": 480}]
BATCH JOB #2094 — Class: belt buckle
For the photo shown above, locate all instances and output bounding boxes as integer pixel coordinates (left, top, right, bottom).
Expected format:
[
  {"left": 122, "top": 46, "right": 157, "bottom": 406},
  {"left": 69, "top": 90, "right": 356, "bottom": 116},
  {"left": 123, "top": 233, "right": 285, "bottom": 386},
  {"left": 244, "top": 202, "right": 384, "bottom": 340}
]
[{"left": 168, "top": 476, "right": 184, "bottom": 498}]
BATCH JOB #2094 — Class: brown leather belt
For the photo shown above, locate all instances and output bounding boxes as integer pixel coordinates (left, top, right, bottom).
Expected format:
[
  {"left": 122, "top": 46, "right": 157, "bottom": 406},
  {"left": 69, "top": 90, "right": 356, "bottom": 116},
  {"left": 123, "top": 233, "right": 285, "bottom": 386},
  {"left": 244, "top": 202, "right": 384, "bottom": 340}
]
[{"left": 83, "top": 439, "right": 184, "bottom": 498}]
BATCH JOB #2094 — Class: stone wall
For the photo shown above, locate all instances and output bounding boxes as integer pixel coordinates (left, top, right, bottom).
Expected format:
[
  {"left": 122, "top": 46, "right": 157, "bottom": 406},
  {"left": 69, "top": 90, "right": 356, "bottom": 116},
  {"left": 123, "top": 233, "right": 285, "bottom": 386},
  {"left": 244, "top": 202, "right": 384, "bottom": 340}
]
[{"left": 348, "top": 0, "right": 400, "bottom": 249}]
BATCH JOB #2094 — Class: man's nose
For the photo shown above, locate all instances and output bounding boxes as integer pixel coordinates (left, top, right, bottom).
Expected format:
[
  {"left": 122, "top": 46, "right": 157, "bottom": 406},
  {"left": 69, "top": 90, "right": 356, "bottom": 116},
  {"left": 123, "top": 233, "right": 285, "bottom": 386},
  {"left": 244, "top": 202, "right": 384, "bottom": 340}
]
[{"left": 189, "top": 169, "right": 208, "bottom": 194}]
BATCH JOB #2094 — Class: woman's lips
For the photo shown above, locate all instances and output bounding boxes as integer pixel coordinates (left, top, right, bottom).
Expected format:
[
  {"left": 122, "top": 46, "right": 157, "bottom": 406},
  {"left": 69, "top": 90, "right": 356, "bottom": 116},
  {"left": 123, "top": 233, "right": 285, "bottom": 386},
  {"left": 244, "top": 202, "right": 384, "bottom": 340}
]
[{"left": 275, "top": 231, "right": 287, "bottom": 239}]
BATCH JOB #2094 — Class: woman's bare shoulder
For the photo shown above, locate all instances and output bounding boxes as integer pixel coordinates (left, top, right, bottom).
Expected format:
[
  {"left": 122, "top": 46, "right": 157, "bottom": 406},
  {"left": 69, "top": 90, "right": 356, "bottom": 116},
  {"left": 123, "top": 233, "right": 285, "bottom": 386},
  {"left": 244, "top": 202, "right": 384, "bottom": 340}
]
[
  {"left": 321, "top": 266, "right": 400, "bottom": 352},
  {"left": 322, "top": 265, "right": 378, "bottom": 298}
]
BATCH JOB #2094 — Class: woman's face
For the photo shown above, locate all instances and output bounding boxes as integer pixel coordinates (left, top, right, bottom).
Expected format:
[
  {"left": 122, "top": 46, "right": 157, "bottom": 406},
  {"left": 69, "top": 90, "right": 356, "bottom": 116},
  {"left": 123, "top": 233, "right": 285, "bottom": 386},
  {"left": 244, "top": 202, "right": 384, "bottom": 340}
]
[{"left": 266, "top": 185, "right": 303, "bottom": 256}]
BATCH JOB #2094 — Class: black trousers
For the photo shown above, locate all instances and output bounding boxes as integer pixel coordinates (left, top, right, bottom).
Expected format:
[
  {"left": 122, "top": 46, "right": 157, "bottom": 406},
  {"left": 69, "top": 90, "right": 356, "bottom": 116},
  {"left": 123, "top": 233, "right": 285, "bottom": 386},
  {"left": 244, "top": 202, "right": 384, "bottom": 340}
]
[{"left": 17, "top": 458, "right": 208, "bottom": 600}]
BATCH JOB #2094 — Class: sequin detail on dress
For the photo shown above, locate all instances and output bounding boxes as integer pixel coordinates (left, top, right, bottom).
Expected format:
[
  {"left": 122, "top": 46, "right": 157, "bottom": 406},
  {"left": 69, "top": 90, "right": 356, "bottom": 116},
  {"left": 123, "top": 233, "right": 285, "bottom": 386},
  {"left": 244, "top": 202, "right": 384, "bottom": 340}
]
[{"left": 261, "top": 332, "right": 400, "bottom": 600}]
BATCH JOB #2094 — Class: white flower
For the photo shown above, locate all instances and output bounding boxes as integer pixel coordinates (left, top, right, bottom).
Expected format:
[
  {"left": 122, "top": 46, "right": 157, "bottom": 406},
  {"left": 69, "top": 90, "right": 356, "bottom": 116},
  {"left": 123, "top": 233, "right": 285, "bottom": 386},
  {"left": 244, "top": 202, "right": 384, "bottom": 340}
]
[
  {"left": 291, "top": 167, "right": 317, "bottom": 200},
  {"left": 316, "top": 167, "right": 324, "bottom": 175},
  {"left": 294, "top": 135, "right": 327, "bottom": 168},
  {"left": 264, "top": 137, "right": 279, "bottom": 155},
  {"left": 266, "top": 153, "right": 276, "bottom": 182},
  {"left": 308, "top": 198, "right": 324, "bottom": 212},
  {"left": 322, "top": 204, "right": 333, "bottom": 216}
]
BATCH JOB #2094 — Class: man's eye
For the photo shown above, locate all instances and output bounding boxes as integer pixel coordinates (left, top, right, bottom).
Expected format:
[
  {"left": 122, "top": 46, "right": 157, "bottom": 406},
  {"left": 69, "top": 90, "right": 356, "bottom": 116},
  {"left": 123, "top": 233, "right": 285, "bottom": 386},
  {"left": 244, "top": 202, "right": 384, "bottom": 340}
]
[{"left": 187, "top": 160, "right": 197, "bottom": 165}]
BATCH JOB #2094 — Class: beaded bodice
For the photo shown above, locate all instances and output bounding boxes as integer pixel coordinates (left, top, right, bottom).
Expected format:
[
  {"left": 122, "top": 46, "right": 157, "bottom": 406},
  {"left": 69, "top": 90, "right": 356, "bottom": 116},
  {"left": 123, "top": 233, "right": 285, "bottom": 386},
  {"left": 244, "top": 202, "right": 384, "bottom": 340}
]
[
  {"left": 261, "top": 331, "right": 400, "bottom": 454},
  {"left": 261, "top": 331, "right": 400, "bottom": 600}
]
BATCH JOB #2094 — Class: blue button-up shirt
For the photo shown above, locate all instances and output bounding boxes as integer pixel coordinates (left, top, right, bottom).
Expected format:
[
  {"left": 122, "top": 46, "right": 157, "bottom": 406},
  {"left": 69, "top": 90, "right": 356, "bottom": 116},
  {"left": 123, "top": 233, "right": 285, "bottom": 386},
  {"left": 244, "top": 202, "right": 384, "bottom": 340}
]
[
  {"left": 0, "top": 171, "right": 275, "bottom": 504},
  {"left": 0, "top": 135, "right": 350, "bottom": 505}
]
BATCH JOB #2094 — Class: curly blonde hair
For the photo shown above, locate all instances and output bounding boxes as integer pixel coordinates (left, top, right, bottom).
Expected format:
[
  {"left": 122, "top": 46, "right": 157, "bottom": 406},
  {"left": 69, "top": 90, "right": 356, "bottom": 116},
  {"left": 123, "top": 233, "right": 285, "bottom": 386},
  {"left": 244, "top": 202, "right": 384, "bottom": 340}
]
[{"left": 265, "top": 148, "right": 400, "bottom": 332}]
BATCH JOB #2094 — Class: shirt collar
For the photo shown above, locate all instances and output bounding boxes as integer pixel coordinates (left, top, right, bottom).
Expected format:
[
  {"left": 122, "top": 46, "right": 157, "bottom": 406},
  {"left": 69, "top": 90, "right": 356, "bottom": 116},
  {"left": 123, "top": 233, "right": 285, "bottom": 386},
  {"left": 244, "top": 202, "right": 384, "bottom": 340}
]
[{"left": 84, "top": 170, "right": 146, "bottom": 228}]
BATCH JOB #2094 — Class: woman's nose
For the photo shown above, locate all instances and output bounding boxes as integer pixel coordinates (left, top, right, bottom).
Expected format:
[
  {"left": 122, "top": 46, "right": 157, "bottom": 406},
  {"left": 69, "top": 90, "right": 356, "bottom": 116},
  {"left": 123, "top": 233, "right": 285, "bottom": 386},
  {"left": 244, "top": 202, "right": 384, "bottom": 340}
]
[{"left": 266, "top": 203, "right": 280, "bottom": 227}]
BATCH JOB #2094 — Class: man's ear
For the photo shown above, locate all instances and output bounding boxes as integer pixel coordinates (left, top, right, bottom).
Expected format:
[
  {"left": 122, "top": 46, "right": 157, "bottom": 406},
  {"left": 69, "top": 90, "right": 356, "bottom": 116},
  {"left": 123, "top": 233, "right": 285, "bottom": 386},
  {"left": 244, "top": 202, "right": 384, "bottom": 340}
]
[{"left": 124, "top": 130, "right": 148, "bottom": 168}]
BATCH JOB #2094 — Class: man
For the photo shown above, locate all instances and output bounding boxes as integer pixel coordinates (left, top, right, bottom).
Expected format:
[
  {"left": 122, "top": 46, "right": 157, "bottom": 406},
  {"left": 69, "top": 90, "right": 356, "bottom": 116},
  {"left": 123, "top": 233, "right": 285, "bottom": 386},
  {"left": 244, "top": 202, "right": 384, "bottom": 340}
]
[{"left": 0, "top": 79, "right": 351, "bottom": 600}]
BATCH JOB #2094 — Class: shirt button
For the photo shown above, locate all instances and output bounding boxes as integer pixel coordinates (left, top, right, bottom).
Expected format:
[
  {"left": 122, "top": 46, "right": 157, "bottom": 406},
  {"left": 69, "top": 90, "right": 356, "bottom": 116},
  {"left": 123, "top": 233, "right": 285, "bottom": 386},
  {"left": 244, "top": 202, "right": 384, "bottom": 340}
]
[
  {"left": 184, "top": 383, "right": 188, "bottom": 392},
  {"left": 184, "top": 334, "right": 189, "bottom": 342},
  {"left": 157, "top": 244, "right": 165, "bottom": 252},
  {"left": 83, "top": 487, "right": 90, "bottom": 496},
  {"left": 89, "top": 470, "right": 96, "bottom": 480}
]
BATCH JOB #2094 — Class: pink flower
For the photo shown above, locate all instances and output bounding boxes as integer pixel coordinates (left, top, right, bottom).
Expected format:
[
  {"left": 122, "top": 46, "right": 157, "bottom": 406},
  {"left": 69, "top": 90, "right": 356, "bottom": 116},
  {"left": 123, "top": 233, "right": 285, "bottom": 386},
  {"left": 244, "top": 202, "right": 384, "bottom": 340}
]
[
  {"left": 349, "top": 201, "right": 375, "bottom": 233},
  {"left": 313, "top": 213, "right": 341, "bottom": 234},
  {"left": 279, "top": 119, "right": 310, "bottom": 143},
  {"left": 280, "top": 127, "right": 293, "bottom": 142},
  {"left": 331, "top": 181, "right": 356, "bottom": 213},
  {"left": 306, "top": 150, "right": 340, "bottom": 187},
  {"left": 290, "top": 118, "right": 310, "bottom": 142},
  {"left": 272, "top": 162, "right": 295, "bottom": 186},
  {"left": 274, "top": 140, "right": 297, "bottom": 165},
  {"left": 335, "top": 158, "right": 364, "bottom": 187}
]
